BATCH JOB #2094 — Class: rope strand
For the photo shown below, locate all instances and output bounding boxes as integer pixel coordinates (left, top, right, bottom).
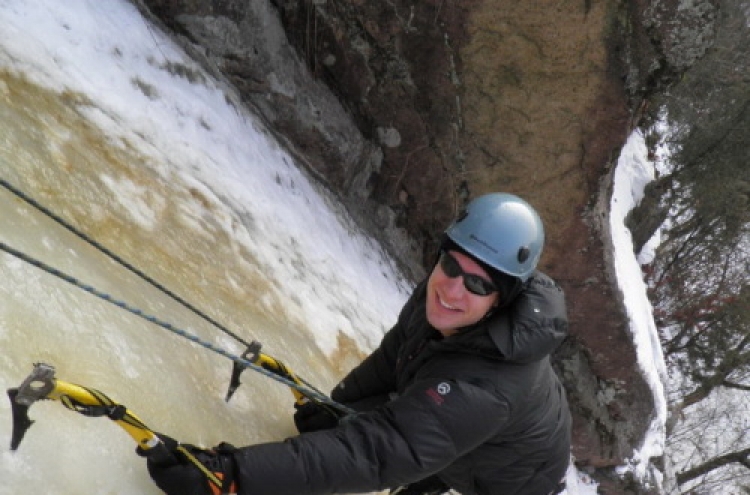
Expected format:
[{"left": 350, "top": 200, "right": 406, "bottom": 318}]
[
  {"left": 0, "top": 240, "right": 354, "bottom": 415},
  {"left": 0, "top": 178, "right": 253, "bottom": 348}
]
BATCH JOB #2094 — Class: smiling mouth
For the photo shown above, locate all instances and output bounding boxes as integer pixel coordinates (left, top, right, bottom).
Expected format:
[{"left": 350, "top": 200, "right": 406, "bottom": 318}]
[{"left": 438, "top": 294, "right": 461, "bottom": 311}]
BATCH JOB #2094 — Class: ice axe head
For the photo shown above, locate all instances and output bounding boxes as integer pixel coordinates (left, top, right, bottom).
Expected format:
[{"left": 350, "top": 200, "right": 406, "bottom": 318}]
[{"left": 7, "top": 363, "right": 57, "bottom": 450}]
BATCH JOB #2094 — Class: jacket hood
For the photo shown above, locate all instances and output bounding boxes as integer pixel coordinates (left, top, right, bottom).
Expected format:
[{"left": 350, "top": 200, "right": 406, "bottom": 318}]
[{"left": 485, "top": 272, "right": 568, "bottom": 363}]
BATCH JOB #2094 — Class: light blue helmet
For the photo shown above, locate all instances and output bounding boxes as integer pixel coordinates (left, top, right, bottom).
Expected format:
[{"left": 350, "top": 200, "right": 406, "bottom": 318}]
[{"left": 445, "top": 193, "right": 544, "bottom": 282}]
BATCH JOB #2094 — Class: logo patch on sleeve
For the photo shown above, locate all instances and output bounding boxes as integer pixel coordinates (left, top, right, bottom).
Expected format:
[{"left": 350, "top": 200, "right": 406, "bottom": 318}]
[{"left": 425, "top": 382, "right": 451, "bottom": 405}]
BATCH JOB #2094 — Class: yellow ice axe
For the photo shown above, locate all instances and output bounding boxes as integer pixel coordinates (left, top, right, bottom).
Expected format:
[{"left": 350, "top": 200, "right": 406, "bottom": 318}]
[
  {"left": 225, "top": 340, "right": 307, "bottom": 404},
  {"left": 225, "top": 341, "right": 346, "bottom": 421},
  {"left": 8, "top": 362, "right": 160, "bottom": 451},
  {"left": 7, "top": 363, "right": 233, "bottom": 493}
]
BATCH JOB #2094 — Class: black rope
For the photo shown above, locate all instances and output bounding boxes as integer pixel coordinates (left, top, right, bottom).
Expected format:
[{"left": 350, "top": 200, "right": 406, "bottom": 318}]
[
  {"left": 0, "top": 178, "right": 253, "bottom": 348},
  {"left": 2, "top": 178, "right": 331, "bottom": 397},
  {"left": 0, "top": 240, "right": 354, "bottom": 415}
]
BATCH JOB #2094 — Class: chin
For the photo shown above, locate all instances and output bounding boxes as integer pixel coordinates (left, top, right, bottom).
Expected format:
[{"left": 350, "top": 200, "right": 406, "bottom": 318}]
[{"left": 426, "top": 307, "right": 455, "bottom": 336}]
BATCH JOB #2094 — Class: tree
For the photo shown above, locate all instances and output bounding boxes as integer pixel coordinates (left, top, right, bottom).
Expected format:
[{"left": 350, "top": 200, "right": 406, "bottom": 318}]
[{"left": 633, "top": 2, "right": 750, "bottom": 487}]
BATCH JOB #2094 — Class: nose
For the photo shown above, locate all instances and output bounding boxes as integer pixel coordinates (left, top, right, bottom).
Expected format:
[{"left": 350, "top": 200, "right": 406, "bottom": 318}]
[{"left": 441, "top": 272, "right": 465, "bottom": 297}]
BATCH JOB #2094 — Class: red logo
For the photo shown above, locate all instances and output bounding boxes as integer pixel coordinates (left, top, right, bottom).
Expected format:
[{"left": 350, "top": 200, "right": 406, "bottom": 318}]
[{"left": 425, "top": 382, "right": 451, "bottom": 405}]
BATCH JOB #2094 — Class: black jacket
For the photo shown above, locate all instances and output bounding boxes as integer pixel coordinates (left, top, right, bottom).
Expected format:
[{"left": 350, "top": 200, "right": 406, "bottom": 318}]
[{"left": 234, "top": 272, "right": 571, "bottom": 495}]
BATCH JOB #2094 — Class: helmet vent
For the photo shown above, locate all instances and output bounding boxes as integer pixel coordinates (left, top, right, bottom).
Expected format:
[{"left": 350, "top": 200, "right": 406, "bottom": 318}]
[{"left": 517, "top": 247, "right": 530, "bottom": 263}]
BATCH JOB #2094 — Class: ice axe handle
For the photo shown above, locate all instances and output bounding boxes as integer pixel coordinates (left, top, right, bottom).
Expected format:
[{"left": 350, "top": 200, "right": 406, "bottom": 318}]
[{"left": 137, "top": 435, "right": 181, "bottom": 466}]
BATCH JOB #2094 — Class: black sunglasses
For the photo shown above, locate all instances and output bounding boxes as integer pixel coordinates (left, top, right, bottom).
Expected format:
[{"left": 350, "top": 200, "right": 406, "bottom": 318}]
[{"left": 438, "top": 251, "right": 497, "bottom": 297}]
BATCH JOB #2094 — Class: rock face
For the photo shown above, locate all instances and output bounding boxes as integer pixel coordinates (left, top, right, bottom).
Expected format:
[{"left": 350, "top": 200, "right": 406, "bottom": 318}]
[{"left": 133, "top": 0, "right": 691, "bottom": 492}]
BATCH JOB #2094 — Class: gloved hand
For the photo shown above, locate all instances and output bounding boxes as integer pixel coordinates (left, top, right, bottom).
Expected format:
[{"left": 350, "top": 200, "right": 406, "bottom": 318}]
[
  {"left": 137, "top": 433, "right": 237, "bottom": 495},
  {"left": 293, "top": 401, "right": 342, "bottom": 433}
]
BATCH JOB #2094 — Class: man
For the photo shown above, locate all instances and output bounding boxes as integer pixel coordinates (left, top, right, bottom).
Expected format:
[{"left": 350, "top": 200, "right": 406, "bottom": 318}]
[{"left": 144, "top": 193, "right": 571, "bottom": 495}]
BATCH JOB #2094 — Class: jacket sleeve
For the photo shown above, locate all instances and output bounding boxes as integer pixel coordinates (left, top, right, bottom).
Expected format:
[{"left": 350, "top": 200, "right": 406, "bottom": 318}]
[
  {"left": 232, "top": 374, "right": 509, "bottom": 495},
  {"left": 331, "top": 282, "right": 426, "bottom": 404},
  {"left": 489, "top": 271, "right": 568, "bottom": 363}
]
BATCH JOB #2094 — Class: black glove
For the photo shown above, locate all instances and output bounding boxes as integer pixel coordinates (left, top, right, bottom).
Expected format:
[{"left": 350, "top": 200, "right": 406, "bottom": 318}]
[
  {"left": 137, "top": 433, "right": 237, "bottom": 495},
  {"left": 293, "top": 401, "right": 342, "bottom": 433},
  {"left": 390, "top": 475, "right": 449, "bottom": 495}
]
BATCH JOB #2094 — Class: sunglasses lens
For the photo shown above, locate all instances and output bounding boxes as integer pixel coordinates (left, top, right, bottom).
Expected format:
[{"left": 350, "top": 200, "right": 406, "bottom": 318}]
[
  {"left": 439, "top": 252, "right": 497, "bottom": 296},
  {"left": 439, "top": 252, "right": 462, "bottom": 277},
  {"left": 464, "top": 275, "right": 493, "bottom": 296}
]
